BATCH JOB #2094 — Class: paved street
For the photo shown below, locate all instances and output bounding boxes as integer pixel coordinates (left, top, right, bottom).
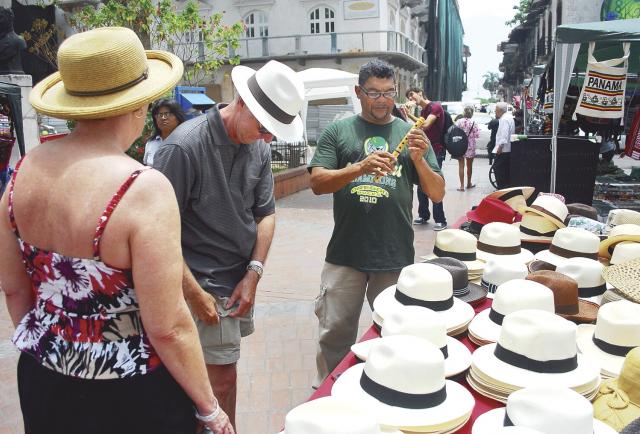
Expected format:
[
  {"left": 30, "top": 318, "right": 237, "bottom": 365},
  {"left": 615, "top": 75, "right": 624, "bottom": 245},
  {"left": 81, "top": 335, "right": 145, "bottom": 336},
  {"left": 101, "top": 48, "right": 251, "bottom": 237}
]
[{"left": 0, "top": 157, "right": 493, "bottom": 434}]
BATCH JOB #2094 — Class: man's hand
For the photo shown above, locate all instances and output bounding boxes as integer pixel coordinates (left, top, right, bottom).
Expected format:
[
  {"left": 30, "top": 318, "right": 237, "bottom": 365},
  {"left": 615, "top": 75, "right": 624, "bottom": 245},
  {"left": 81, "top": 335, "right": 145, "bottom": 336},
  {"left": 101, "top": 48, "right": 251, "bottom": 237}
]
[
  {"left": 407, "top": 128, "right": 430, "bottom": 163},
  {"left": 186, "top": 290, "right": 220, "bottom": 325},
  {"left": 496, "top": 146, "right": 503, "bottom": 155},
  {"left": 226, "top": 272, "right": 259, "bottom": 318},
  {"left": 357, "top": 150, "right": 396, "bottom": 177}
]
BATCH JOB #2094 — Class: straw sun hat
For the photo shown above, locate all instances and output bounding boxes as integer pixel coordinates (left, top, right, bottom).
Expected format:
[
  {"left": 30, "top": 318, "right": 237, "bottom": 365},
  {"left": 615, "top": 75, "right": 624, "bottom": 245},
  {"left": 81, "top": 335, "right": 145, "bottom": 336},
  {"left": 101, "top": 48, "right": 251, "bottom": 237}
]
[{"left": 30, "top": 27, "right": 183, "bottom": 120}]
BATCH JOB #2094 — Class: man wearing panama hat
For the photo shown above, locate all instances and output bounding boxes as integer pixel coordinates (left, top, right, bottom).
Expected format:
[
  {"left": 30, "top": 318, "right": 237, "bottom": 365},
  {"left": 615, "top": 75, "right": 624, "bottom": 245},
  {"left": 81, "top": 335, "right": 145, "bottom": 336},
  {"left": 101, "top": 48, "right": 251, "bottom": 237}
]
[{"left": 153, "top": 59, "right": 305, "bottom": 426}]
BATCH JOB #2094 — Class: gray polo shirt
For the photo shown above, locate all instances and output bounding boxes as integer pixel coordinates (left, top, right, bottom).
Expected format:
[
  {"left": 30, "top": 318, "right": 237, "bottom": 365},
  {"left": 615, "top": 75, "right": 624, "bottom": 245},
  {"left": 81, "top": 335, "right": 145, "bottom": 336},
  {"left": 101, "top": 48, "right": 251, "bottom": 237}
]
[{"left": 153, "top": 105, "right": 275, "bottom": 297}]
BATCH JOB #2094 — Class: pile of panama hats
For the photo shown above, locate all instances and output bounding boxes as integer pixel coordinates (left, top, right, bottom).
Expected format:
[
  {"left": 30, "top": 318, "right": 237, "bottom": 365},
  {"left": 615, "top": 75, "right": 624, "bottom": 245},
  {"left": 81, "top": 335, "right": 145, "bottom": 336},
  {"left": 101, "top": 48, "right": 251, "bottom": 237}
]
[
  {"left": 425, "top": 258, "right": 488, "bottom": 306},
  {"left": 487, "top": 187, "right": 535, "bottom": 215},
  {"left": 526, "top": 270, "right": 599, "bottom": 324},
  {"left": 479, "top": 259, "right": 528, "bottom": 298},
  {"left": 476, "top": 223, "right": 534, "bottom": 264},
  {"left": 518, "top": 195, "right": 568, "bottom": 242},
  {"left": 599, "top": 224, "right": 640, "bottom": 260},
  {"left": 373, "top": 263, "right": 475, "bottom": 336},
  {"left": 530, "top": 227, "right": 600, "bottom": 271},
  {"left": 592, "top": 347, "right": 640, "bottom": 432},
  {"left": 466, "top": 197, "right": 518, "bottom": 234},
  {"left": 472, "top": 386, "right": 617, "bottom": 434},
  {"left": 351, "top": 305, "right": 472, "bottom": 378},
  {"left": 555, "top": 258, "right": 608, "bottom": 304},
  {"left": 422, "top": 229, "right": 486, "bottom": 279},
  {"left": 332, "top": 335, "right": 475, "bottom": 433},
  {"left": 278, "top": 396, "right": 402, "bottom": 434},
  {"left": 467, "top": 309, "right": 601, "bottom": 403},
  {"left": 467, "top": 279, "right": 555, "bottom": 346},
  {"left": 576, "top": 300, "right": 640, "bottom": 378}
]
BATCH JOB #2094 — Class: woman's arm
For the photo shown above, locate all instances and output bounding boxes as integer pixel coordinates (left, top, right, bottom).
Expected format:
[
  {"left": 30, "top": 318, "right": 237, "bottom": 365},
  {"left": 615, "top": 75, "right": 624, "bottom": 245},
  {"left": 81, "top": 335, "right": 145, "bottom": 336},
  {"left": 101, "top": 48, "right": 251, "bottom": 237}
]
[
  {"left": 126, "top": 170, "right": 231, "bottom": 430},
  {"left": 0, "top": 185, "right": 34, "bottom": 327}
]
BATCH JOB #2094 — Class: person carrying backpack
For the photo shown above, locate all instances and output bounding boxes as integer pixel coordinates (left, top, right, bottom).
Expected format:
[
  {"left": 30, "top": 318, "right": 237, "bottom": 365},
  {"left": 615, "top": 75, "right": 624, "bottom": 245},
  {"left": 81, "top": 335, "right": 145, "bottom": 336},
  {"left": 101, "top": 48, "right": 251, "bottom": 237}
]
[
  {"left": 405, "top": 87, "right": 448, "bottom": 231},
  {"left": 454, "top": 105, "right": 479, "bottom": 191}
]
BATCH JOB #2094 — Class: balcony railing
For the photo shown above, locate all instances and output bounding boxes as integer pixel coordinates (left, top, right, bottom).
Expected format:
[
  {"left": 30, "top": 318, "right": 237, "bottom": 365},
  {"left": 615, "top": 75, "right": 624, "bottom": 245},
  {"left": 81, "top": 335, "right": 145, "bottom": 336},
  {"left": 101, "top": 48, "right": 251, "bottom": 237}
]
[{"left": 173, "top": 31, "right": 426, "bottom": 66}]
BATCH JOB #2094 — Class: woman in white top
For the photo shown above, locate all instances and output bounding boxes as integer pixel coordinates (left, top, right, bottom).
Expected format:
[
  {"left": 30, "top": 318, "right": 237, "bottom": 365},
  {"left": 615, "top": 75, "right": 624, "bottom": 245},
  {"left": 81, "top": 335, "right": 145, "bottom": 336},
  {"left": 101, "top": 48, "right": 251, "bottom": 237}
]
[
  {"left": 144, "top": 99, "right": 186, "bottom": 165},
  {"left": 455, "top": 105, "right": 480, "bottom": 191}
]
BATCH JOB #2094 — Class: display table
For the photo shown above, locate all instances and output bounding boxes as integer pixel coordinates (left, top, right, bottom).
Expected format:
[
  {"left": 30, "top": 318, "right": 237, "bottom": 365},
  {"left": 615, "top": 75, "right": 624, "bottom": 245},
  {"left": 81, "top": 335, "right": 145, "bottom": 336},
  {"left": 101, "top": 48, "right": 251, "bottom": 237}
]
[{"left": 307, "top": 298, "right": 503, "bottom": 434}]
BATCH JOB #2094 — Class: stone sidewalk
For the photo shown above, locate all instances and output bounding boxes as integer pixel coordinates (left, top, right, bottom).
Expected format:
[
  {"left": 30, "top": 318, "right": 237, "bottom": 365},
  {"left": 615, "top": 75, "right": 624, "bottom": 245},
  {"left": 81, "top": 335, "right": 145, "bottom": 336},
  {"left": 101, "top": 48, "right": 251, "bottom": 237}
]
[{"left": 0, "top": 157, "right": 492, "bottom": 434}]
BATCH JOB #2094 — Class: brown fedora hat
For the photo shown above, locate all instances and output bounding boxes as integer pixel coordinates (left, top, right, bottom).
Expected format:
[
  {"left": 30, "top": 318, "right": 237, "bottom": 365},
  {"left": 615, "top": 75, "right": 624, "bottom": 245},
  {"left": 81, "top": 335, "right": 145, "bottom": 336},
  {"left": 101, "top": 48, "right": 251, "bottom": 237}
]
[
  {"left": 526, "top": 270, "right": 599, "bottom": 324},
  {"left": 426, "top": 257, "right": 488, "bottom": 306}
]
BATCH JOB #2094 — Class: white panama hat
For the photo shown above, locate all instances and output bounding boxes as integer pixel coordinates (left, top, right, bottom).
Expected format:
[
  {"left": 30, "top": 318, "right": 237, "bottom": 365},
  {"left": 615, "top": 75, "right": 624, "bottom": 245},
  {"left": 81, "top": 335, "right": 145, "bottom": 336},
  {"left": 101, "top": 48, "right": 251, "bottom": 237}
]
[
  {"left": 555, "top": 257, "right": 607, "bottom": 304},
  {"left": 373, "top": 263, "right": 475, "bottom": 333},
  {"left": 480, "top": 258, "right": 529, "bottom": 298},
  {"left": 468, "top": 280, "right": 555, "bottom": 344},
  {"left": 232, "top": 60, "right": 304, "bottom": 141},
  {"left": 576, "top": 300, "right": 640, "bottom": 378},
  {"left": 534, "top": 227, "right": 600, "bottom": 267},
  {"left": 332, "top": 335, "right": 475, "bottom": 431},
  {"left": 279, "top": 396, "right": 402, "bottom": 434},
  {"left": 609, "top": 241, "right": 640, "bottom": 265},
  {"left": 421, "top": 229, "right": 486, "bottom": 271},
  {"left": 523, "top": 195, "right": 569, "bottom": 229},
  {"left": 599, "top": 224, "right": 640, "bottom": 259},
  {"left": 471, "top": 309, "right": 601, "bottom": 390},
  {"left": 351, "top": 305, "right": 472, "bottom": 377},
  {"left": 476, "top": 222, "right": 534, "bottom": 264},
  {"left": 472, "top": 387, "right": 617, "bottom": 434}
]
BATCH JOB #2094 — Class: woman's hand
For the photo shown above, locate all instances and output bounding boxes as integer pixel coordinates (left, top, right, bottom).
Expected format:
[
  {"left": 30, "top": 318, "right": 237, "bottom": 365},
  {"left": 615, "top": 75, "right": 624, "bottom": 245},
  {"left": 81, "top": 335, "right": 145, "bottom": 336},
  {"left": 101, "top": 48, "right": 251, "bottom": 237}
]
[{"left": 202, "top": 409, "right": 235, "bottom": 434}]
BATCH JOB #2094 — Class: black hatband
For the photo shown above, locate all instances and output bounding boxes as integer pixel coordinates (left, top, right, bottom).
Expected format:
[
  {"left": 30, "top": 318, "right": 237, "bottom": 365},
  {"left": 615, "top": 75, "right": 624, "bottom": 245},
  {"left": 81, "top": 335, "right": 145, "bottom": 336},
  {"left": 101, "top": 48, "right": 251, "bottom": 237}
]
[
  {"left": 593, "top": 335, "right": 636, "bottom": 357},
  {"left": 247, "top": 74, "right": 296, "bottom": 124},
  {"left": 494, "top": 343, "right": 578, "bottom": 373},
  {"left": 360, "top": 372, "right": 447, "bottom": 409},
  {"left": 394, "top": 290, "right": 454, "bottom": 311}
]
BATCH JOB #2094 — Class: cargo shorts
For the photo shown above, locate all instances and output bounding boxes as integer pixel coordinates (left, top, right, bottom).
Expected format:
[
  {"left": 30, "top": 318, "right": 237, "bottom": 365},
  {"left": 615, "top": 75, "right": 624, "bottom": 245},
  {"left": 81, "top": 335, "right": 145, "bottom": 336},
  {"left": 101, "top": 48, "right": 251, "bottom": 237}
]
[{"left": 192, "top": 294, "right": 255, "bottom": 365}]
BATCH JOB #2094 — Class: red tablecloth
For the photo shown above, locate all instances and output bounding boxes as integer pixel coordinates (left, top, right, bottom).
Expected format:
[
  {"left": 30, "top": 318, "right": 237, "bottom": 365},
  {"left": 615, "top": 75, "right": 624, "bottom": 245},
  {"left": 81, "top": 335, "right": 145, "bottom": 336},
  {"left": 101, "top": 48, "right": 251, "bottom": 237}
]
[{"left": 307, "top": 298, "right": 503, "bottom": 434}]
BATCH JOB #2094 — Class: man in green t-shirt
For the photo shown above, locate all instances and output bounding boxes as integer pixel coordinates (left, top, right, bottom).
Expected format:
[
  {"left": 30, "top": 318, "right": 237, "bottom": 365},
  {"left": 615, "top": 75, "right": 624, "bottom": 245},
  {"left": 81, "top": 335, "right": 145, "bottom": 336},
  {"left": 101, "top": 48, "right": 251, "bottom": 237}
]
[{"left": 308, "top": 59, "right": 445, "bottom": 386}]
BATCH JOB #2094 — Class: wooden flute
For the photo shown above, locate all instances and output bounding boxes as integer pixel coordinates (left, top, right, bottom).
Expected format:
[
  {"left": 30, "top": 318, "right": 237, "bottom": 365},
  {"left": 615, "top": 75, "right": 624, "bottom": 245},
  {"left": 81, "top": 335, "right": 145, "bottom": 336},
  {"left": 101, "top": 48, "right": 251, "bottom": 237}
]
[{"left": 373, "top": 116, "right": 426, "bottom": 182}]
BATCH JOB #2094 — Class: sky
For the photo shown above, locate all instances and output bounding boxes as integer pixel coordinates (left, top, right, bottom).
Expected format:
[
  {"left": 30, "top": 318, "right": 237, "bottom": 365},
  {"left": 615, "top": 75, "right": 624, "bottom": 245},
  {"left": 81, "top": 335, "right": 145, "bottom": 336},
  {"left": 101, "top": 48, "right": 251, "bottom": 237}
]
[{"left": 457, "top": 0, "right": 520, "bottom": 96}]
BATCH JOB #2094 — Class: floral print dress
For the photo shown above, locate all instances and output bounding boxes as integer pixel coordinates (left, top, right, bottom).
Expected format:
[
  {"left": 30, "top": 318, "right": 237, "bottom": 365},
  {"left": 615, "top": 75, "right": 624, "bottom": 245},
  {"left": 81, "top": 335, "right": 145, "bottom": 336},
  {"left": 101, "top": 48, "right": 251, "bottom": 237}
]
[
  {"left": 9, "top": 160, "right": 160, "bottom": 379},
  {"left": 456, "top": 117, "right": 480, "bottom": 159}
]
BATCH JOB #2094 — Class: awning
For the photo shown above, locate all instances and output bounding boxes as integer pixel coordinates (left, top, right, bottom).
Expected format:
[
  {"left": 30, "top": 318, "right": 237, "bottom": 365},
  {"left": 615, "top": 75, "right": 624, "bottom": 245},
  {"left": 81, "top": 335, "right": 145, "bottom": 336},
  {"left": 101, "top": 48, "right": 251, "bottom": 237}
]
[{"left": 181, "top": 92, "right": 215, "bottom": 107}]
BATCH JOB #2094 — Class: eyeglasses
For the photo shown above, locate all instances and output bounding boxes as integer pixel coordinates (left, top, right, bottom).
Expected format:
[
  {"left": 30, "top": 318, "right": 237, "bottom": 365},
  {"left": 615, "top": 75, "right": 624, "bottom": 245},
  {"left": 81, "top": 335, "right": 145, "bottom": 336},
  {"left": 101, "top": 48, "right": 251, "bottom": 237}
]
[
  {"left": 360, "top": 87, "right": 398, "bottom": 100},
  {"left": 155, "top": 112, "right": 175, "bottom": 119},
  {"left": 257, "top": 121, "right": 270, "bottom": 135}
]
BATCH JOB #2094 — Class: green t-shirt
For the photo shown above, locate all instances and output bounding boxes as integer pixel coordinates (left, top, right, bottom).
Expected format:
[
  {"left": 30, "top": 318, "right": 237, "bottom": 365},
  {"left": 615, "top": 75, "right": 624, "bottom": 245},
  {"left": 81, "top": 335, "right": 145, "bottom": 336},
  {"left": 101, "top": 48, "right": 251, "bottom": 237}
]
[{"left": 309, "top": 115, "right": 442, "bottom": 272}]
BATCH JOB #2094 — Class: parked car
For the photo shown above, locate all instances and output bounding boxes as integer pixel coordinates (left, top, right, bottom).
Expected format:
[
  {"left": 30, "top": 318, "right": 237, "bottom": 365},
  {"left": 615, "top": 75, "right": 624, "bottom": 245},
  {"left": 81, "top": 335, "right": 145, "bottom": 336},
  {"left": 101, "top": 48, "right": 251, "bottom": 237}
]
[{"left": 470, "top": 112, "right": 493, "bottom": 151}]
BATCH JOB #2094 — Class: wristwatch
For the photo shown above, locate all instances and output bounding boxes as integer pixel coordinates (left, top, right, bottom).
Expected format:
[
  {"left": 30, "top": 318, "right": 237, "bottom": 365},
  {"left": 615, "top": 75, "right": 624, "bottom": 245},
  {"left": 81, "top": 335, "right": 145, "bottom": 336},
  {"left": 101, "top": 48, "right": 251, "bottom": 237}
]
[{"left": 246, "top": 260, "right": 264, "bottom": 278}]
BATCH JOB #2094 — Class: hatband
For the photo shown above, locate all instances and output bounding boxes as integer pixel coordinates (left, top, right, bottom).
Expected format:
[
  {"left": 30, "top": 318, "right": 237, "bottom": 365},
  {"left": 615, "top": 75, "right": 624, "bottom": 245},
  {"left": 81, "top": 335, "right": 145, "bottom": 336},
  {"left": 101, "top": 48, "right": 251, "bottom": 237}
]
[
  {"left": 360, "top": 372, "right": 446, "bottom": 409},
  {"left": 530, "top": 205, "right": 564, "bottom": 224},
  {"left": 494, "top": 343, "right": 578, "bottom": 373},
  {"left": 248, "top": 74, "right": 295, "bottom": 124},
  {"left": 67, "top": 68, "right": 149, "bottom": 96},
  {"left": 549, "top": 244, "right": 598, "bottom": 260},
  {"left": 499, "top": 189, "right": 524, "bottom": 202},
  {"left": 478, "top": 241, "right": 521, "bottom": 255},
  {"left": 481, "top": 279, "right": 499, "bottom": 294},
  {"left": 579, "top": 284, "right": 607, "bottom": 298},
  {"left": 433, "top": 246, "right": 476, "bottom": 262},
  {"left": 520, "top": 226, "right": 556, "bottom": 238},
  {"left": 592, "top": 335, "right": 636, "bottom": 358},
  {"left": 394, "top": 290, "right": 454, "bottom": 311}
]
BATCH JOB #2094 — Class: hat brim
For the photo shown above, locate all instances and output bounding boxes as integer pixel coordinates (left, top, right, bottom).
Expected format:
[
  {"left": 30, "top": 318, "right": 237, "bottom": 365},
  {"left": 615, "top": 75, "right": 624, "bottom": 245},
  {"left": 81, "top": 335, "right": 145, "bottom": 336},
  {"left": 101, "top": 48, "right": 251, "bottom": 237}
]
[
  {"left": 351, "top": 336, "right": 472, "bottom": 378},
  {"left": 534, "top": 249, "right": 571, "bottom": 267},
  {"left": 421, "top": 255, "right": 486, "bottom": 272},
  {"left": 513, "top": 223, "right": 555, "bottom": 242},
  {"left": 599, "top": 235, "right": 640, "bottom": 259},
  {"left": 472, "top": 343, "right": 601, "bottom": 390},
  {"left": 477, "top": 248, "right": 534, "bottom": 265},
  {"left": 30, "top": 51, "right": 183, "bottom": 120},
  {"left": 471, "top": 407, "right": 617, "bottom": 434},
  {"left": 528, "top": 260, "right": 556, "bottom": 273},
  {"left": 456, "top": 281, "right": 488, "bottom": 306},
  {"left": 467, "top": 309, "right": 502, "bottom": 345},
  {"left": 331, "top": 364, "right": 475, "bottom": 430},
  {"left": 373, "top": 286, "right": 475, "bottom": 333},
  {"left": 232, "top": 65, "right": 303, "bottom": 142},
  {"left": 558, "top": 299, "right": 599, "bottom": 324},
  {"left": 488, "top": 186, "right": 535, "bottom": 200},
  {"left": 576, "top": 324, "right": 627, "bottom": 377}
]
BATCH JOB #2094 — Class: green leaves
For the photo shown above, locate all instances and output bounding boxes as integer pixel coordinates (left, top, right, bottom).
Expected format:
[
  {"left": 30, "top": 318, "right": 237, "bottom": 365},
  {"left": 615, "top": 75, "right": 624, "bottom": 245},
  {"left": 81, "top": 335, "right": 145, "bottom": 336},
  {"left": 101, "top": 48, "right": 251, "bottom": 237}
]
[{"left": 506, "top": 0, "right": 532, "bottom": 26}]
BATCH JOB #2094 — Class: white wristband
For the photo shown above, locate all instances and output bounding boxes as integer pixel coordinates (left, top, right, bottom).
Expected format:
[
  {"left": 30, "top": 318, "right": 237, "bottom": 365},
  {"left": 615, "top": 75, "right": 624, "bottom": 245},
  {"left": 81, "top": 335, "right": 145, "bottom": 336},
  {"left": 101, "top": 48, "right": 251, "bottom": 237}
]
[{"left": 195, "top": 401, "right": 221, "bottom": 423}]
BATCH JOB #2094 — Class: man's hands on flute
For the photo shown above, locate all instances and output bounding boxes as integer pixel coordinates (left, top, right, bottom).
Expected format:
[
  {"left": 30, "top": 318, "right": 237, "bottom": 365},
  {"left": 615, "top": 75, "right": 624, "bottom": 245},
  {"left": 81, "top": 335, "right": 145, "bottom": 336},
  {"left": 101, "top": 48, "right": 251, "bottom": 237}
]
[
  {"left": 357, "top": 151, "right": 397, "bottom": 177},
  {"left": 407, "top": 128, "right": 431, "bottom": 163}
]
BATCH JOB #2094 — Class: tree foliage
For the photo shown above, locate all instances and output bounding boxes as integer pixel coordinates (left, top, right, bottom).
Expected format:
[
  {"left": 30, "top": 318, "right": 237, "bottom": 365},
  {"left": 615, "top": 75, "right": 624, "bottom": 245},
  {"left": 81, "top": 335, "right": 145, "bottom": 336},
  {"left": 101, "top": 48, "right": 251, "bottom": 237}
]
[
  {"left": 506, "top": 0, "right": 532, "bottom": 26},
  {"left": 67, "top": 0, "right": 244, "bottom": 85},
  {"left": 482, "top": 71, "right": 501, "bottom": 95}
]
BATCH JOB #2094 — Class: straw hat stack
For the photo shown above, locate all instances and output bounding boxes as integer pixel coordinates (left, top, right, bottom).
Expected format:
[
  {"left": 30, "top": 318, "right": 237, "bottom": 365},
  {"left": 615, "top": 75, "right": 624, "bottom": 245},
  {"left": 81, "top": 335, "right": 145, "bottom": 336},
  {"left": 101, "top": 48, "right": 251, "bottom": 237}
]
[
  {"left": 601, "top": 258, "right": 640, "bottom": 305},
  {"left": 467, "top": 310, "right": 601, "bottom": 403},
  {"left": 517, "top": 195, "right": 568, "bottom": 243}
]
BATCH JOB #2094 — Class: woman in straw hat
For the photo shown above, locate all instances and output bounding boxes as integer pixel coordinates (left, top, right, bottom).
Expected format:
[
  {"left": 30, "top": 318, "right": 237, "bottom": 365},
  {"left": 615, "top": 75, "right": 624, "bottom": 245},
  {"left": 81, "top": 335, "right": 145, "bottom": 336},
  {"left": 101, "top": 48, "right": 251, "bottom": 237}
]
[{"left": 0, "top": 27, "right": 233, "bottom": 434}]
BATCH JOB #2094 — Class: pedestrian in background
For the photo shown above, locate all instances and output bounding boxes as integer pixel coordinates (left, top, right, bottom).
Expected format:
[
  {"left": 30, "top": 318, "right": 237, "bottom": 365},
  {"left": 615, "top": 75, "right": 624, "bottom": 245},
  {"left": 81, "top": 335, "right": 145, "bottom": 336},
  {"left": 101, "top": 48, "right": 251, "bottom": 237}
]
[
  {"left": 487, "top": 116, "right": 499, "bottom": 165},
  {"left": 154, "top": 60, "right": 304, "bottom": 430},
  {"left": 455, "top": 105, "right": 479, "bottom": 191},
  {"left": 309, "top": 60, "right": 445, "bottom": 386},
  {"left": 494, "top": 101, "right": 515, "bottom": 189},
  {"left": 405, "top": 86, "right": 448, "bottom": 230},
  {"left": 0, "top": 27, "right": 234, "bottom": 434},
  {"left": 144, "top": 99, "right": 186, "bottom": 166}
]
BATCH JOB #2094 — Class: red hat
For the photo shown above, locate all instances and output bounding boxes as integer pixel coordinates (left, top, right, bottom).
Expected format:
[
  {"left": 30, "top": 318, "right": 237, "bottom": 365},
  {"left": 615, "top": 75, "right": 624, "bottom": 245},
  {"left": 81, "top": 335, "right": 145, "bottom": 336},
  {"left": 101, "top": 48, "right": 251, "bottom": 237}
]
[{"left": 467, "top": 197, "right": 517, "bottom": 226}]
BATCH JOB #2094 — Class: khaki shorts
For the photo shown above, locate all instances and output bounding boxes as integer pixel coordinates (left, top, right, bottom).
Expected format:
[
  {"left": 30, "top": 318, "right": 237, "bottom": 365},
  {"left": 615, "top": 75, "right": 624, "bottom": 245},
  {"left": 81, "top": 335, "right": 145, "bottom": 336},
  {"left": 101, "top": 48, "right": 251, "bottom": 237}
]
[{"left": 192, "top": 294, "right": 255, "bottom": 365}]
